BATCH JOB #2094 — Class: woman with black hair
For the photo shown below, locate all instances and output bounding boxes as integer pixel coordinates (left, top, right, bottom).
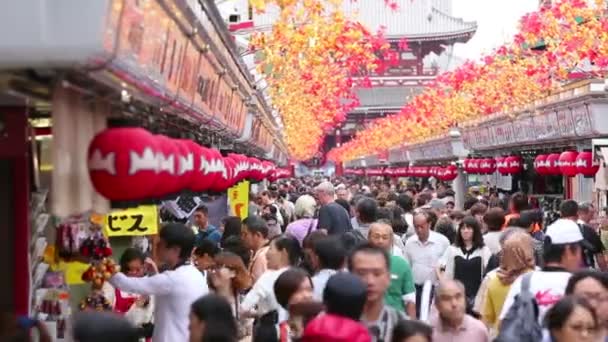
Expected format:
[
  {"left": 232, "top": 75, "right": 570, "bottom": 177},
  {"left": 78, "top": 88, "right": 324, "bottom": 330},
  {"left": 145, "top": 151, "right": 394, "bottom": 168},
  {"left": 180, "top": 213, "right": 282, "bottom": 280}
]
[
  {"left": 189, "top": 294, "right": 238, "bottom": 342},
  {"left": 544, "top": 296, "right": 598, "bottom": 342},
  {"left": 440, "top": 216, "right": 492, "bottom": 306},
  {"left": 241, "top": 235, "right": 302, "bottom": 342},
  {"left": 220, "top": 216, "right": 242, "bottom": 248},
  {"left": 102, "top": 247, "right": 155, "bottom": 341},
  {"left": 391, "top": 319, "right": 432, "bottom": 342},
  {"left": 273, "top": 268, "right": 315, "bottom": 341},
  {"left": 566, "top": 270, "right": 608, "bottom": 341}
]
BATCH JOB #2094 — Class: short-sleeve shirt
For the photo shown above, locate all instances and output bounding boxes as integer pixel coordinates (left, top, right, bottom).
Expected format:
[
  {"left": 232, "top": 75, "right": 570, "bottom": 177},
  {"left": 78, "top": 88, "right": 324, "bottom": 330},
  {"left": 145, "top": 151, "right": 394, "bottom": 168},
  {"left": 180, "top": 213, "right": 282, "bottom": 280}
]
[
  {"left": 317, "top": 202, "right": 353, "bottom": 235},
  {"left": 386, "top": 255, "right": 416, "bottom": 311}
]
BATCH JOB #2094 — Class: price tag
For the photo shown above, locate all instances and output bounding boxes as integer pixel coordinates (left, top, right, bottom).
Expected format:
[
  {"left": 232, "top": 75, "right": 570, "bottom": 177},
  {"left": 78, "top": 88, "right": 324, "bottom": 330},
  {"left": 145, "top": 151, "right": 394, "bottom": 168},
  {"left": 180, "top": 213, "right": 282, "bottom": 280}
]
[{"left": 104, "top": 205, "right": 158, "bottom": 237}]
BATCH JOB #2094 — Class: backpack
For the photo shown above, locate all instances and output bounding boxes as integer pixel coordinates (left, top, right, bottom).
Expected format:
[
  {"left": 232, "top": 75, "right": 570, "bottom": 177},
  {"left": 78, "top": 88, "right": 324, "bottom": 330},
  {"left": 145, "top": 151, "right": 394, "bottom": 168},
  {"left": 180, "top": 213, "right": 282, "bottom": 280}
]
[
  {"left": 342, "top": 229, "right": 367, "bottom": 251},
  {"left": 494, "top": 272, "right": 542, "bottom": 342}
]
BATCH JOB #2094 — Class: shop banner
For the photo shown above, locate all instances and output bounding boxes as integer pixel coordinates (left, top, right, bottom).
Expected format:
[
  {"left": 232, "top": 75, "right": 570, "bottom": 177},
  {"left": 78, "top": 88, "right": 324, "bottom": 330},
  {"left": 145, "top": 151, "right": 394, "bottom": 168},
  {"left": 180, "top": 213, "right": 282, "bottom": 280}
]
[
  {"left": 104, "top": 205, "right": 159, "bottom": 237},
  {"left": 228, "top": 181, "right": 250, "bottom": 220}
]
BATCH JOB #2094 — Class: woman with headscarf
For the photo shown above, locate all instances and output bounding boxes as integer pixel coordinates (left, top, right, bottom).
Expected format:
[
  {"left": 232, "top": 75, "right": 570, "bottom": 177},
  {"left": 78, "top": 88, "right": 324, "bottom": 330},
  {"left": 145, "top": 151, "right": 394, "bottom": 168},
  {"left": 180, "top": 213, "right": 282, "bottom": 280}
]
[{"left": 478, "top": 231, "right": 536, "bottom": 336}]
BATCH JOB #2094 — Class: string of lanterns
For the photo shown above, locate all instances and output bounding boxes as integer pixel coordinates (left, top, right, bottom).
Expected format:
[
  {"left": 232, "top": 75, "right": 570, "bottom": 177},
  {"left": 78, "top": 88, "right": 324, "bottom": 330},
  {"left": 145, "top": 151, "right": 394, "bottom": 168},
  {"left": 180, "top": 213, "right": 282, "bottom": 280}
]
[
  {"left": 343, "top": 151, "right": 600, "bottom": 181},
  {"left": 87, "top": 128, "right": 291, "bottom": 202}
]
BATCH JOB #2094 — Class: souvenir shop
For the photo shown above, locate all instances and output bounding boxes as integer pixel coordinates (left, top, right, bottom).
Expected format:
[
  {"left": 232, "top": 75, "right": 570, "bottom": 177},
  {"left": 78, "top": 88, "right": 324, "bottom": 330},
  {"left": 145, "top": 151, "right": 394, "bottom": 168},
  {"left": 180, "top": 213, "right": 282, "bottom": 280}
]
[
  {"left": 459, "top": 79, "right": 608, "bottom": 210},
  {"left": 0, "top": 0, "right": 288, "bottom": 339}
]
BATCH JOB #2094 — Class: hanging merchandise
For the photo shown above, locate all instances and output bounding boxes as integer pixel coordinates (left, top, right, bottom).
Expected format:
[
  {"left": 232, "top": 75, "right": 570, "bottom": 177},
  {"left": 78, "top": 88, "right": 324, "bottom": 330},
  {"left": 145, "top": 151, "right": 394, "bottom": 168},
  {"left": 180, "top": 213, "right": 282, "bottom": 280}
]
[
  {"left": 559, "top": 151, "right": 579, "bottom": 177},
  {"left": 534, "top": 154, "right": 549, "bottom": 175},
  {"left": 576, "top": 151, "right": 600, "bottom": 177},
  {"left": 546, "top": 153, "right": 561, "bottom": 175}
]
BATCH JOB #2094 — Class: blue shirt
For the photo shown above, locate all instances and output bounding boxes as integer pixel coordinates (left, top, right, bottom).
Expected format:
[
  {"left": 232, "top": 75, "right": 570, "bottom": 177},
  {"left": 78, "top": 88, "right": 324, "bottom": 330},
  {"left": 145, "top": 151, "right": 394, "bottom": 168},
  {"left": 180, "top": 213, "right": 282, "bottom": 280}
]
[{"left": 195, "top": 225, "right": 221, "bottom": 245}]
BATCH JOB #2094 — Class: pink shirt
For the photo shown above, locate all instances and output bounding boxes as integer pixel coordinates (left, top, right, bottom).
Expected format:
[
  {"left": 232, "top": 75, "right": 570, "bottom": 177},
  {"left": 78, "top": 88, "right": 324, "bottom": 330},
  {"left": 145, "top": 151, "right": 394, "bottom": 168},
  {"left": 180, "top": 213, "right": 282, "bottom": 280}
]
[{"left": 431, "top": 314, "right": 490, "bottom": 342}]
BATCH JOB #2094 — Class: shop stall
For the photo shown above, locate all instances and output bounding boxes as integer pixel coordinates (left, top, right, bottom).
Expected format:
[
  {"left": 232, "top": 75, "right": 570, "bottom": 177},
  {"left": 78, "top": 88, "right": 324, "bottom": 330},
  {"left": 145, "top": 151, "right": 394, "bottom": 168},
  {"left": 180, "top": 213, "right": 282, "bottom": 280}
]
[
  {"left": 0, "top": 0, "right": 286, "bottom": 333},
  {"left": 461, "top": 79, "right": 608, "bottom": 205}
]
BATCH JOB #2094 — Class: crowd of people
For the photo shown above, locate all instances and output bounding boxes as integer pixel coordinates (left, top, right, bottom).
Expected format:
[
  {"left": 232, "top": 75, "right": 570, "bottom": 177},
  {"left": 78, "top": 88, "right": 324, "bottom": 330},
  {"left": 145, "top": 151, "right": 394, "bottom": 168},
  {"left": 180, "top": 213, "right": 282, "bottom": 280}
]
[{"left": 6, "top": 178, "right": 608, "bottom": 342}]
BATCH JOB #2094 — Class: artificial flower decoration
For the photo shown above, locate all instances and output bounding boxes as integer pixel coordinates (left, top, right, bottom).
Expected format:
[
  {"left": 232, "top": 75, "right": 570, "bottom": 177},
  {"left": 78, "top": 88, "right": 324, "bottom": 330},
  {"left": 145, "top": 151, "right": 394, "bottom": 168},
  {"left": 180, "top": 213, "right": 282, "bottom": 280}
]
[
  {"left": 328, "top": 0, "right": 608, "bottom": 162},
  {"left": 249, "top": 0, "right": 390, "bottom": 160}
]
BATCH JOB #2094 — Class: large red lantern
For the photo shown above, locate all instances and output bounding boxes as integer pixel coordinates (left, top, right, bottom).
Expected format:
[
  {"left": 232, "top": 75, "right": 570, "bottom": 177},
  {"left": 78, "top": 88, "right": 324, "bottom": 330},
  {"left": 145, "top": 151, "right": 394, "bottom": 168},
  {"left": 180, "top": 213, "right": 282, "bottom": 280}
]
[
  {"left": 203, "top": 149, "right": 229, "bottom": 191},
  {"left": 504, "top": 156, "right": 523, "bottom": 175},
  {"left": 479, "top": 158, "right": 496, "bottom": 174},
  {"left": 173, "top": 139, "right": 200, "bottom": 192},
  {"left": 419, "top": 166, "right": 430, "bottom": 178},
  {"left": 443, "top": 164, "right": 458, "bottom": 181},
  {"left": 546, "top": 153, "right": 561, "bottom": 175},
  {"left": 384, "top": 168, "right": 395, "bottom": 177},
  {"left": 208, "top": 156, "right": 235, "bottom": 192},
  {"left": 228, "top": 153, "right": 250, "bottom": 183},
  {"left": 248, "top": 157, "right": 264, "bottom": 182},
  {"left": 88, "top": 128, "right": 161, "bottom": 201},
  {"left": 496, "top": 157, "right": 507, "bottom": 174},
  {"left": 576, "top": 151, "right": 600, "bottom": 177},
  {"left": 151, "top": 135, "right": 181, "bottom": 198},
  {"left": 559, "top": 151, "right": 579, "bottom": 177},
  {"left": 465, "top": 159, "right": 480, "bottom": 174},
  {"left": 534, "top": 154, "right": 548, "bottom": 175}
]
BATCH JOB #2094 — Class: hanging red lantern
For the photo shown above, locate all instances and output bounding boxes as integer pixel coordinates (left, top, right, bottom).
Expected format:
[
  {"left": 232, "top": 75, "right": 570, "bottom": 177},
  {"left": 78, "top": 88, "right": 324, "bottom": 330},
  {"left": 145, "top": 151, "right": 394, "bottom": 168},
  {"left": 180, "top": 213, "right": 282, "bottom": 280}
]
[
  {"left": 496, "top": 157, "right": 507, "bottom": 174},
  {"left": 419, "top": 166, "right": 430, "bottom": 178},
  {"left": 208, "top": 156, "right": 235, "bottom": 192},
  {"left": 438, "top": 167, "right": 450, "bottom": 181},
  {"left": 559, "top": 151, "right": 579, "bottom": 177},
  {"left": 228, "top": 153, "right": 249, "bottom": 183},
  {"left": 88, "top": 128, "right": 161, "bottom": 201},
  {"left": 468, "top": 159, "right": 481, "bottom": 174},
  {"left": 150, "top": 135, "right": 181, "bottom": 198},
  {"left": 463, "top": 158, "right": 473, "bottom": 173},
  {"left": 248, "top": 157, "right": 264, "bottom": 182},
  {"left": 576, "top": 151, "right": 599, "bottom": 177},
  {"left": 173, "top": 139, "right": 199, "bottom": 192},
  {"left": 443, "top": 164, "right": 458, "bottom": 181},
  {"left": 504, "top": 156, "right": 523, "bottom": 175},
  {"left": 534, "top": 154, "right": 548, "bottom": 176},
  {"left": 479, "top": 158, "right": 496, "bottom": 174},
  {"left": 384, "top": 167, "right": 394, "bottom": 177},
  {"left": 546, "top": 153, "right": 561, "bottom": 175}
]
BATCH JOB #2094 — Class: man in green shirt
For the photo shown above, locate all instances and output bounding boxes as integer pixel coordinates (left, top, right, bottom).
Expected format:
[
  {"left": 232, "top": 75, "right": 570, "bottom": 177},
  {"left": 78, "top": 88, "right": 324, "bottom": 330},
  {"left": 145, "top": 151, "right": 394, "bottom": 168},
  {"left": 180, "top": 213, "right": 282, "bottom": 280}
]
[{"left": 368, "top": 221, "right": 417, "bottom": 318}]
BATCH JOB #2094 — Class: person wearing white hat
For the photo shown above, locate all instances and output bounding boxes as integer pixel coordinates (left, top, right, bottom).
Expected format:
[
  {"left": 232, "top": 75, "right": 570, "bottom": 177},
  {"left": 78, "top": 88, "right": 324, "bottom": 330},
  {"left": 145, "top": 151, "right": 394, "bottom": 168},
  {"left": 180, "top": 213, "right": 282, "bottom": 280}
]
[{"left": 499, "top": 217, "right": 584, "bottom": 324}]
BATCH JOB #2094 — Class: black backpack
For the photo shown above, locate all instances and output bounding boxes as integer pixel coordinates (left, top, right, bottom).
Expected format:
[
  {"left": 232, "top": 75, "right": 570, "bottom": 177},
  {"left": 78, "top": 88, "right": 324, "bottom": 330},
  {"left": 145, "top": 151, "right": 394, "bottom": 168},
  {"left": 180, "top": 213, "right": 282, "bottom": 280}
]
[{"left": 494, "top": 272, "right": 542, "bottom": 342}]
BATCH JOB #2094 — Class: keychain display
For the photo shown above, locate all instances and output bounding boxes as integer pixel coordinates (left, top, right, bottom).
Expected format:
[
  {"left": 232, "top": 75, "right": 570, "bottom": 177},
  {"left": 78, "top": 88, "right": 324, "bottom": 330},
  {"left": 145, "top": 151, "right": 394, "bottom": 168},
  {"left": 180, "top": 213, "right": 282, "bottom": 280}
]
[{"left": 79, "top": 291, "right": 112, "bottom": 312}]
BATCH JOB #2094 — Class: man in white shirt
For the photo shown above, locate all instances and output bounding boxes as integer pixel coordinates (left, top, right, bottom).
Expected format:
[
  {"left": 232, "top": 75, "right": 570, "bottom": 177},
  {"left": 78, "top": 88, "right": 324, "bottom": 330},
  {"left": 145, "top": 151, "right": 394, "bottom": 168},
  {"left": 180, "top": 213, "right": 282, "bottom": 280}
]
[
  {"left": 310, "top": 236, "right": 346, "bottom": 300},
  {"left": 405, "top": 211, "right": 450, "bottom": 317},
  {"left": 499, "top": 218, "right": 583, "bottom": 324},
  {"left": 110, "top": 222, "right": 207, "bottom": 342}
]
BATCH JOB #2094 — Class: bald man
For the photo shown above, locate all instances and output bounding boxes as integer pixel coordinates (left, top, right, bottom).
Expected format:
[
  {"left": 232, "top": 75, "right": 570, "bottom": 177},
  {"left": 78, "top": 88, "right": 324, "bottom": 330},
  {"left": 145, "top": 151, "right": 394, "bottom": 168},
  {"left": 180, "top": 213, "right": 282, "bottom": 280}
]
[
  {"left": 368, "top": 221, "right": 416, "bottom": 318},
  {"left": 431, "top": 280, "right": 489, "bottom": 342}
]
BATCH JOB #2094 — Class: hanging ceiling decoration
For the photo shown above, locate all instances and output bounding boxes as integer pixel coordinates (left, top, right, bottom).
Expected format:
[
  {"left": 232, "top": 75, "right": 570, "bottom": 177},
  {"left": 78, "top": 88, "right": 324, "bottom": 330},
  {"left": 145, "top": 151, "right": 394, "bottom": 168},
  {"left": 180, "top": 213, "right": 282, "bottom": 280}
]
[
  {"left": 248, "top": 0, "right": 391, "bottom": 160},
  {"left": 327, "top": 0, "right": 608, "bottom": 162}
]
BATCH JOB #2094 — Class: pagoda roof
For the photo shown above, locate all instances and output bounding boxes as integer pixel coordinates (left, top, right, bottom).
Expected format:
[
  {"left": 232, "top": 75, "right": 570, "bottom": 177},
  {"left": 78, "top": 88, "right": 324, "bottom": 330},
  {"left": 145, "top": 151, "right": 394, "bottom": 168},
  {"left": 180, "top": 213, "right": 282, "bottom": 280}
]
[
  {"left": 342, "top": 0, "right": 477, "bottom": 42},
  {"left": 354, "top": 86, "right": 423, "bottom": 109}
]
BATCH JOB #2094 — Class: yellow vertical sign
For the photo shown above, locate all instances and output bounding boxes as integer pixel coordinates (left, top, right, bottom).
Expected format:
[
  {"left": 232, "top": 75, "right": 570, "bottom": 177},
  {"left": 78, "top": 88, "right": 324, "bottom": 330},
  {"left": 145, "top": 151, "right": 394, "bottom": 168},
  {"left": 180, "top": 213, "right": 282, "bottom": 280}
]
[{"left": 228, "top": 181, "right": 249, "bottom": 220}]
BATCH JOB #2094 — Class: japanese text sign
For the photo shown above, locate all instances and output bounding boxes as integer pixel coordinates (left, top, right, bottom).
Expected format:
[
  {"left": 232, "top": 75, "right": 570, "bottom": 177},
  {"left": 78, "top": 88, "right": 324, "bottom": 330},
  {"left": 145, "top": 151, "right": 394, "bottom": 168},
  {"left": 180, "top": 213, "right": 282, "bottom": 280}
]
[
  {"left": 104, "top": 205, "right": 158, "bottom": 237},
  {"left": 228, "top": 181, "right": 249, "bottom": 220}
]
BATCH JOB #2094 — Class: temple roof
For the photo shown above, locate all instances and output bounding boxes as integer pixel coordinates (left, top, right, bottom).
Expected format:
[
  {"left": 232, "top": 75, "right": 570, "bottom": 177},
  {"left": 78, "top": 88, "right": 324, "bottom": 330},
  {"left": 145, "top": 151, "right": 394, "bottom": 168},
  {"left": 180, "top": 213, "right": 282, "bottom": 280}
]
[
  {"left": 354, "top": 86, "right": 423, "bottom": 109},
  {"left": 342, "top": 0, "right": 477, "bottom": 41}
]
